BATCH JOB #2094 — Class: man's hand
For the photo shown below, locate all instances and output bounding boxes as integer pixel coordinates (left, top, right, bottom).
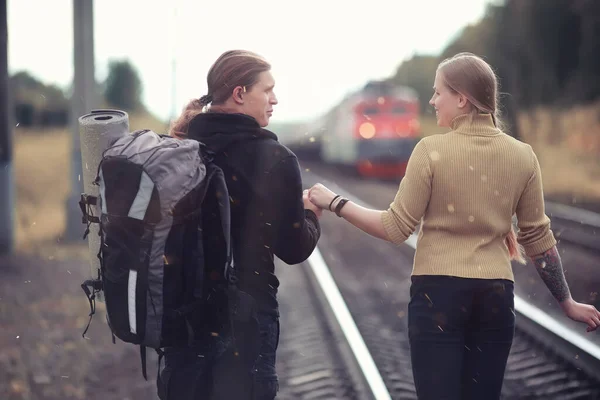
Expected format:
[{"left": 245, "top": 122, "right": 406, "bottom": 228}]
[{"left": 303, "top": 189, "right": 322, "bottom": 217}]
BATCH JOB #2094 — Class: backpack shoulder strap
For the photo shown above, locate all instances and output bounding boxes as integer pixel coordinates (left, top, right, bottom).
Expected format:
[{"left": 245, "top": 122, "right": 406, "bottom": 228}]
[{"left": 203, "top": 162, "right": 236, "bottom": 287}]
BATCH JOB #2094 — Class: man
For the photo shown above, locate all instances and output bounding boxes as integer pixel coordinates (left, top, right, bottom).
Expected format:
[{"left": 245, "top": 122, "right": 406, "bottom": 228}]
[{"left": 160, "top": 50, "right": 321, "bottom": 400}]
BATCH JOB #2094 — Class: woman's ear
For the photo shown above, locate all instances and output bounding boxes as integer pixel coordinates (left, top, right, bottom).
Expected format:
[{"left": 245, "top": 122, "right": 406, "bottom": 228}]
[{"left": 457, "top": 93, "right": 469, "bottom": 109}]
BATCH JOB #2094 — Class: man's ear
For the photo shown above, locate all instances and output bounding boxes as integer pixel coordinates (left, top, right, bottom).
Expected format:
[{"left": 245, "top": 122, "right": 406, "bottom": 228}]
[{"left": 232, "top": 86, "right": 245, "bottom": 105}]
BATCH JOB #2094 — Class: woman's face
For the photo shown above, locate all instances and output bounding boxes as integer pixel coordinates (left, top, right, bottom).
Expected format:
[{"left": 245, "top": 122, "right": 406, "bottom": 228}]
[{"left": 429, "top": 71, "right": 464, "bottom": 127}]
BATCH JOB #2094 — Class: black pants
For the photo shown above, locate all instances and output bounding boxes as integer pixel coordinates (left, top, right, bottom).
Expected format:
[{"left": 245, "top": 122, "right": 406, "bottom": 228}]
[
  {"left": 408, "top": 275, "right": 515, "bottom": 400},
  {"left": 157, "top": 313, "right": 280, "bottom": 400}
]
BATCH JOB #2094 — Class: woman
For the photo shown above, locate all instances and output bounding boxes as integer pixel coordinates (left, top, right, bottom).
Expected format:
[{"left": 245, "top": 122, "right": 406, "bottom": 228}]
[
  {"left": 308, "top": 52, "right": 600, "bottom": 400},
  {"left": 159, "top": 50, "right": 322, "bottom": 400}
]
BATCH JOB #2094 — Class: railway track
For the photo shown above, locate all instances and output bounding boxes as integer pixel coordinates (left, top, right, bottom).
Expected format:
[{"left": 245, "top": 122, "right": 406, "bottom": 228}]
[
  {"left": 546, "top": 202, "right": 600, "bottom": 252},
  {"left": 276, "top": 256, "right": 368, "bottom": 399},
  {"left": 283, "top": 238, "right": 600, "bottom": 399},
  {"left": 273, "top": 165, "right": 600, "bottom": 399}
]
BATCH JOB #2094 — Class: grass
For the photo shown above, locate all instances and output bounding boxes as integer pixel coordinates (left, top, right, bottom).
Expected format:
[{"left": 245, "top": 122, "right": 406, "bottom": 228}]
[
  {"left": 13, "top": 111, "right": 168, "bottom": 254},
  {"left": 517, "top": 102, "right": 600, "bottom": 210}
]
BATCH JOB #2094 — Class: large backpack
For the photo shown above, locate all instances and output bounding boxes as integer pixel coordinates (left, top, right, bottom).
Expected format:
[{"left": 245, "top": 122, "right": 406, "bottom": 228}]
[{"left": 78, "top": 129, "right": 243, "bottom": 379}]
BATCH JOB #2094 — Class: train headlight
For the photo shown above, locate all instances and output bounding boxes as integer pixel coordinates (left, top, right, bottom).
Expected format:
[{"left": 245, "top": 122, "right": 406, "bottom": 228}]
[{"left": 359, "top": 122, "right": 376, "bottom": 139}]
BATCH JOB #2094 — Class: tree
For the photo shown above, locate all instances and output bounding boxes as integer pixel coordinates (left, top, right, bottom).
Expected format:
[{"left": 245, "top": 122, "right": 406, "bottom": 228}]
[
  {"left": 10, "top": 71, "right": 70, "bottom": 127},
  {"left": 391, "top": 54, "right": 439, "bottom": 115},
  {"left": 104, "top": 60, "right": 144, "bottom": 111}
]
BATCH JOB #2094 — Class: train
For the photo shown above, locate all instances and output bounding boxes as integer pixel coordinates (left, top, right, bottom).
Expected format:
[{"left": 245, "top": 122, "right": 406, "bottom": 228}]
[{"left": 286, "top": 80, "right": 421, "bottom": 178}]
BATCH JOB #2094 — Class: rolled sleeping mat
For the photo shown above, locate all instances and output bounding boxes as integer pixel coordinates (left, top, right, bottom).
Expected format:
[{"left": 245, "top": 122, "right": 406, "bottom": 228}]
[{"left": 78, "top": 109, "right": 129, "bottom": 299}]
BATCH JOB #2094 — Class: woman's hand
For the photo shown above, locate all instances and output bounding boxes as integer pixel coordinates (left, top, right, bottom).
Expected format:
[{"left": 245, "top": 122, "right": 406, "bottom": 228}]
[
  {"left": 303, "top": 189, "right": 323, "bottom": 217},
  {"left": 560, "top": 298, "right": 600, "bottom": 332},
  {"left": 308, "top": 183, "right": 338, "bottom": 211},
  {"left": 308, "top": 183, "right": 390, "bottom": 241}
]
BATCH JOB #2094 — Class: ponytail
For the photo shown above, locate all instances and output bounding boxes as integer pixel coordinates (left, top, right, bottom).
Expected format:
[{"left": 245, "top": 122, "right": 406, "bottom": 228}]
[
  {"left": 506, "top": 225, "right": 526, "bottom": 264},
  {"left": 168, "top": 97, "right": 209, "bottom": 138}
]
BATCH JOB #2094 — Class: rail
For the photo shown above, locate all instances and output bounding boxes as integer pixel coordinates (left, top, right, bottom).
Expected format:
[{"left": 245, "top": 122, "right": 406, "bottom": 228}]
[{"left": 305, "top": 178, "right": 600, "bottom": 382}]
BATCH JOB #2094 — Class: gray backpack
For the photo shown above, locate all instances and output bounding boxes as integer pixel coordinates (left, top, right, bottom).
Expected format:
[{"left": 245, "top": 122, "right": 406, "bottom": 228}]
[{"left": 79, "top": 129, "right": 241, "bottom": 379}]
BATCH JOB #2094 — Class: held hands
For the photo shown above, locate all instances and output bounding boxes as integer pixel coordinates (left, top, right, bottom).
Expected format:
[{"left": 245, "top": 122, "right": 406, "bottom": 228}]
[
  {"left": 303, "top": 189, "right": 323, "bottom": 217},
  {"left": 307, "top": 183, "right": 338, "bottom": 210},
  {"left": 302, "top": 183, "right": 341, "bottom": 217},
  {"left": 560, "top": 298, "right": 600, "bottom": 332}
]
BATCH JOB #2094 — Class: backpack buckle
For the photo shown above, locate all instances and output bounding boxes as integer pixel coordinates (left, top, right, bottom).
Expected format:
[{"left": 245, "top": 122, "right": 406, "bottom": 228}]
[{"left": 79, "top": 194, "right": 100, "bottom": 224}]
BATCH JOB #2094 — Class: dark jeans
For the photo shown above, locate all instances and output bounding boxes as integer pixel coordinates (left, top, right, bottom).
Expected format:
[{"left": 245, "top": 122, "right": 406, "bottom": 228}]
[
  {"left": 408, "top": 275, "right": 515, "bottom": 400},
  {"left": 157, "top": 313, "right": 280, "bottom": 400}
]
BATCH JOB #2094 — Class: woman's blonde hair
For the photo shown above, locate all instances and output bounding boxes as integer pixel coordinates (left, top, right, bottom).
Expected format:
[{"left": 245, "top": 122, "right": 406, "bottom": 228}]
[{"left": 439, "top": 52, "right": 526, "bottom": 264}]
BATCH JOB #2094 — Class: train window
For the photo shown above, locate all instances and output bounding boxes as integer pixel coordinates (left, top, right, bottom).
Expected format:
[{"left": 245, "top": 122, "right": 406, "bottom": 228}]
[
  {"left": 362, "top": 107, "right": 379, "bottom": 116},
  {"left": 392, "top": 105, "right": 407, "bottom": 114}
]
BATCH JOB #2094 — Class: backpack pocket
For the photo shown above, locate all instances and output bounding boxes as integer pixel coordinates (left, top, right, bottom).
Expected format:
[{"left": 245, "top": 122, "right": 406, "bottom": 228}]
[{"left": 101, "top": 214, "right": 152, "bottom": 344}]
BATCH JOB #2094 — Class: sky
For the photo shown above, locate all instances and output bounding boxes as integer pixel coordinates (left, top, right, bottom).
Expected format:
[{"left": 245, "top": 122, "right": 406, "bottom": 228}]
[{"left": 8, "top": 0, "right": 492, "bottom": 124}]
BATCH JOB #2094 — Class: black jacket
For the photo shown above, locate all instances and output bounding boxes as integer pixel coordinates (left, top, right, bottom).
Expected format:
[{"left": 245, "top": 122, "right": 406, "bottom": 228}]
[{"left": 187, "top": 112, "right": 321, "bottom": 316}]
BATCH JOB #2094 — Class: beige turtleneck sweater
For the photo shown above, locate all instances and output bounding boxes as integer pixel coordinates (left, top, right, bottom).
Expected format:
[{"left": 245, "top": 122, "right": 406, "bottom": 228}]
[{"left": 381, "top": 113, "right": 557, "bottom": 282}]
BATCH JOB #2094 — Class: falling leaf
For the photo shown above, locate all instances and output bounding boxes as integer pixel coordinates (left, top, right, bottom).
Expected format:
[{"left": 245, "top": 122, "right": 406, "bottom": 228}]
[{"left": 424, "top": 293, "right": 433, "bottom": 305}]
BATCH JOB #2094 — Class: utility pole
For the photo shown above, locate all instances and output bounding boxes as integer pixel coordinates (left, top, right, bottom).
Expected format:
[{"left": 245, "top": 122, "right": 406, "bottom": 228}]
[
  {"left": 169, "top": 5, "right": 178, "bottom": 125},
  {"left": 64, "top": 0, "right": 98, "bottom": 240},
  {"left": 0, "top": 0, "right": 13, "bottom": 255}
]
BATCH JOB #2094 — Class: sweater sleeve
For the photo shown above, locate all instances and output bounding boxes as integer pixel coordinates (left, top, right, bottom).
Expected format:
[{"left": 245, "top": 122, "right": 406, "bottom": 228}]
[
  {"left": 515, "top": 148, "right": 557, "bottom": 256},
  {"left": 268, "top": 156, "right": 321, "bottom": 264},
  {"left": 381, "top": 139, "right": 432, "bottom": 245}
]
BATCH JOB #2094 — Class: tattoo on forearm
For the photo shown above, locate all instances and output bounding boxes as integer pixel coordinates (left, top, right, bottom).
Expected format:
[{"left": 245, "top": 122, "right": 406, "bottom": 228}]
[{"left": 531, "top": 246, "right": 571, "bottom": 302}]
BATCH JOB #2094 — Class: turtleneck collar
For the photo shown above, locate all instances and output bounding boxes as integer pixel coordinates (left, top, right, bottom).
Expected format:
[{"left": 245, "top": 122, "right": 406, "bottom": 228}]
[{"left": 450, "top": 113, "right": 501, "bottom": 136}]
